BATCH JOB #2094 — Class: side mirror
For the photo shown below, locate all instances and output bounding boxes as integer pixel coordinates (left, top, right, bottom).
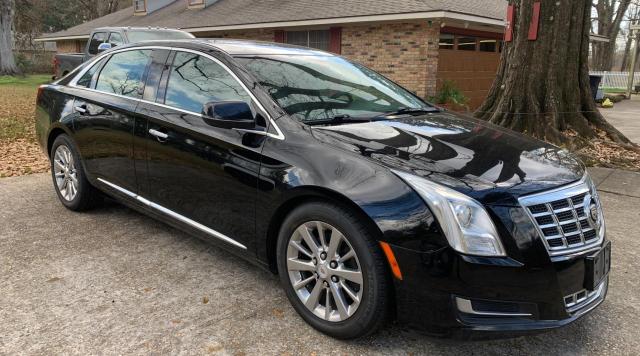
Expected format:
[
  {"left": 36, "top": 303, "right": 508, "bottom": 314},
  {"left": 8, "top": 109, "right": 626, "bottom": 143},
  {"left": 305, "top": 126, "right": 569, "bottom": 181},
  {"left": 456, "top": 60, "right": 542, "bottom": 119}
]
[
  {"left": 202, "top": 101, "right": 256, "bottom": 130},
  {"left": 97, "top": 43, "right": 112, "bottom": 53}
]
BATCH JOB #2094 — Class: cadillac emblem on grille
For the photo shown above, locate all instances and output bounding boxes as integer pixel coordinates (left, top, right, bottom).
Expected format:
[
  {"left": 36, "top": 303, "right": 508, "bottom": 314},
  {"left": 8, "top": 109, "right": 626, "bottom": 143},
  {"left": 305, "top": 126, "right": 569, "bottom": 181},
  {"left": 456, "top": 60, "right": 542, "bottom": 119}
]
[{"left": 584, "top": 193, "right": 601, "bottom": 231}]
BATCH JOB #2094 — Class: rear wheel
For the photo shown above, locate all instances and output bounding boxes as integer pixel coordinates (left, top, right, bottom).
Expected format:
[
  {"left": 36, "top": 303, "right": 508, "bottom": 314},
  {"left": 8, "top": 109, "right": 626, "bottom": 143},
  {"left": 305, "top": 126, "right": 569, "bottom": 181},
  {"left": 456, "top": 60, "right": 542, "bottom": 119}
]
[
  {"left": 276, "top": 201, "right": 390, "bottom": 339},
  {"left": 50, "top": 134, "right": 101, "bottom": 211}
]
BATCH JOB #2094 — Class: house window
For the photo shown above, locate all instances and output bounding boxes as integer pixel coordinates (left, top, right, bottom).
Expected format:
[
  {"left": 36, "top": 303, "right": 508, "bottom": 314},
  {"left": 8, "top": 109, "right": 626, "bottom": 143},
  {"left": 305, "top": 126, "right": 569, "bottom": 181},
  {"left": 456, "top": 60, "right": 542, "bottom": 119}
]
[
  {"left": 439, "top": 34, "right": 455, "bottom": 50},
  {"left": 134, "top": 0, "right": 146, "bottom": 12},
  {"left": 439, "top": 32, "right": 501, "bottom": 52},
  {"left": 285, "top": 30, "right": 331, "bottom": 51},
  {"left": 457, "top": 36, "right": 477, "bottom": 51},
  {"left": 479, "top": 39, "right": 498, "bottom": 52}
]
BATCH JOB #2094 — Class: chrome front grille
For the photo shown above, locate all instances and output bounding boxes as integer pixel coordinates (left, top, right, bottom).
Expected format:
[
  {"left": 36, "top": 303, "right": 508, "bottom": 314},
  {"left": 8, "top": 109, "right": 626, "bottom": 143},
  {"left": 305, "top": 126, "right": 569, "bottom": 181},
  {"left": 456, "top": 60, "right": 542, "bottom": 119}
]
[{"left": 519, "top": 175, "right": 605, "bottom": 256}]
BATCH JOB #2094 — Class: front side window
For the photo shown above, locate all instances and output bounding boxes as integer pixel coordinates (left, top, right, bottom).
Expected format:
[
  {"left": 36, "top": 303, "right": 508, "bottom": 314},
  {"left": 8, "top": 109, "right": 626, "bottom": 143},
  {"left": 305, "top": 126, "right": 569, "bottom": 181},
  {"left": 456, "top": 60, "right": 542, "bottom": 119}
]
[
  {"left": 237, "top": 55, "right": 426, "bottom": 123},
  {"left": 164, "top": 51, "right": 251, "bottom": 114},
  {"left": 108, "top": 32, "right": 124, "bottom": 47},
  {"left": 285, "top": 30, "right": 330, "bottom": 51},
  {"left": 88, "top": 32, "right": 107, "bottom": 55},
  {"left": 95, "top": 50, "right": 152, "bottom": 98}
]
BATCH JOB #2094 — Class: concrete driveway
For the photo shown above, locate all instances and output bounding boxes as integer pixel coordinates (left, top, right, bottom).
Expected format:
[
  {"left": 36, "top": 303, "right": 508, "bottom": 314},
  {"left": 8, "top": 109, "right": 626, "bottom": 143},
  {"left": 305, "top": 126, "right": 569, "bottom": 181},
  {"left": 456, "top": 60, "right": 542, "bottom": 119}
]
[
  {"left": 1, "top": 170, "right": 639, "bottom": 355},
  {"left": 600, "top": 95, "right": 640, "bottom": 144}
]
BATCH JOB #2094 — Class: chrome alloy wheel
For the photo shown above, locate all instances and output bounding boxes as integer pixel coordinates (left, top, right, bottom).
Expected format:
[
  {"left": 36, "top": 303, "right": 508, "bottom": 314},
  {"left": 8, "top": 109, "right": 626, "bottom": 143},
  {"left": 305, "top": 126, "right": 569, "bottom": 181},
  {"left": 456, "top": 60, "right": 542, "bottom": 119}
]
[
  {"left": 287, "top": 221, "right": 363, "bottom": 322},
  {"left": 53, "top": 145, "right": 78, "bottom": 201}
]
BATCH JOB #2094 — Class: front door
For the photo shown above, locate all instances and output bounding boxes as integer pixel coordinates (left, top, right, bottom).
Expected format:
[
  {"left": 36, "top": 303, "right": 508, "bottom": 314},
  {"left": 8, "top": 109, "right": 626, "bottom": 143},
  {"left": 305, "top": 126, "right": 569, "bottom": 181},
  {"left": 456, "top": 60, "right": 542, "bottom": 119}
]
[{"left": 136, "top": 50, "right": 269, "bottom": 251}]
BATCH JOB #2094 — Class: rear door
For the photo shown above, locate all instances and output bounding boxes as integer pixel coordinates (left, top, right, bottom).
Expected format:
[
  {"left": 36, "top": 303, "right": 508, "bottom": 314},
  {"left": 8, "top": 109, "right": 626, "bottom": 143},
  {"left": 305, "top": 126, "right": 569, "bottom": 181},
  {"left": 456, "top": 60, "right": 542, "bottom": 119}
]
[
  {"left": 135, "top": 49, "right": 271, "bottom": 251},
  {"left": 69, "top": 48, "right": 153, "bottom": 194}
]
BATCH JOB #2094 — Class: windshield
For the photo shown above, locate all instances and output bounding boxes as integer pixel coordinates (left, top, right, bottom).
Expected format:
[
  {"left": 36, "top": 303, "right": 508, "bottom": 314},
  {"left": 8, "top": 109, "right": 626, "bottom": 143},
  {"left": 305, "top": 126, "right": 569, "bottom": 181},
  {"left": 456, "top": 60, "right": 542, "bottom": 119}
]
[
  {"left": 125, "top": 30, "right": 194, "bottom": 43},
  {"left": 236, "top": 55, "right": 429, "bottom": 123}
]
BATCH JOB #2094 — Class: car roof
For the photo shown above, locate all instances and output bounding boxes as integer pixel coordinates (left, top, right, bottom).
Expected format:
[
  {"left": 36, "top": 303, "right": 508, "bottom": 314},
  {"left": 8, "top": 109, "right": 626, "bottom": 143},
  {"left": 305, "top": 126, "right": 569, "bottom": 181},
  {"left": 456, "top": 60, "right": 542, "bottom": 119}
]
[
  {"left": 121, "top": 39, "right": 336, "bottom": 56},
  {"left": 204, "top": 39, "right": 335, "bottom": 56}
]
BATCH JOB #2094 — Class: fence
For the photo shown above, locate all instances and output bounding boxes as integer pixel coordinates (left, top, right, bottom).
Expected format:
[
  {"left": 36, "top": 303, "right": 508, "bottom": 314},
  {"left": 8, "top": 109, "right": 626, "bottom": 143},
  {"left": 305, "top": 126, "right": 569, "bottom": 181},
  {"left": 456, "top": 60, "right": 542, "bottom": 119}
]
[
  {"left": 589, "top": 71, "right": 640, "bottom": 90},
  {"left": 14, "top": 49, "right": 55, "bottom": 74}
]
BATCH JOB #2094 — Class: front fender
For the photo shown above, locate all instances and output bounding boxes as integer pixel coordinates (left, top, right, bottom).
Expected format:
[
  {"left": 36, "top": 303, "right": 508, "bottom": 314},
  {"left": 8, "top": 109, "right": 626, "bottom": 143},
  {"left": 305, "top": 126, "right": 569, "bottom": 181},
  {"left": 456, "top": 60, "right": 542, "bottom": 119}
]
[{"left": 254, "top": 122, "right": 447, "bottom": 266}]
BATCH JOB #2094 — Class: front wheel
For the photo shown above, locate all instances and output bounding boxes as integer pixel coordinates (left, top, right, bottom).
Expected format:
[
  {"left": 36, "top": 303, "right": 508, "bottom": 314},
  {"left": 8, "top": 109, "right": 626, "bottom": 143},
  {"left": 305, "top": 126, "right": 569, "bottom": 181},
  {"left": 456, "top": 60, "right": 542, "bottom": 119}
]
[{"left": 276, "top": 201, "right": 391, "bottom": 339}]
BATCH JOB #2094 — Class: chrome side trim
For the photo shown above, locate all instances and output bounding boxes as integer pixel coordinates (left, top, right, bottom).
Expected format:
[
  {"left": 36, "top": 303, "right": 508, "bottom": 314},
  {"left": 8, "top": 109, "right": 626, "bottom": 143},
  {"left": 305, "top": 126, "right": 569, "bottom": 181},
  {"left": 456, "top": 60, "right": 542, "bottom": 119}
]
[
  {"left": 455, "top": 297, "right": 532, "bottom": 317},
  {"left": 97, "top": 178, "right": 247, "bottom": 250},
  {"left": 68, "top": 45, "right": 285, "bottom": 140}
]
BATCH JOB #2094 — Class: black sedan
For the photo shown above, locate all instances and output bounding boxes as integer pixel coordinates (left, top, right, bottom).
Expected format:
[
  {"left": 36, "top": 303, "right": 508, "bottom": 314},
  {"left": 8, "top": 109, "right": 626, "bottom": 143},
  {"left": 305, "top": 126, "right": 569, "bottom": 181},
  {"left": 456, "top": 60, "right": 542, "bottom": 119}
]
[{"left": 35, "top": 40, "right": 610, "bottom": 339}]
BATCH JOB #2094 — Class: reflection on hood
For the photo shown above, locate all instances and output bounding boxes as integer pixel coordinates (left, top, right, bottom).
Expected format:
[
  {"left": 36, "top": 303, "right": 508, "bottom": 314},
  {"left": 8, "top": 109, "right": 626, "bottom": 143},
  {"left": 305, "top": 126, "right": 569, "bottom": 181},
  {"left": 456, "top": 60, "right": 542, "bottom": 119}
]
[{"left": 313, "top": 112, "right": 584, "bottom": 200}]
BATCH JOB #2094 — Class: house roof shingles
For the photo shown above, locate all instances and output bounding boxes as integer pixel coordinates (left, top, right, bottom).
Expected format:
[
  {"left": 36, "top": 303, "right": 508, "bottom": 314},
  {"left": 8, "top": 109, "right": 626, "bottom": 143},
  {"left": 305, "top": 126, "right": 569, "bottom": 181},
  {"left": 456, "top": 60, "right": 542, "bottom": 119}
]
[{"left": 39, "top": 0, "right": 507, "bottom": 40}]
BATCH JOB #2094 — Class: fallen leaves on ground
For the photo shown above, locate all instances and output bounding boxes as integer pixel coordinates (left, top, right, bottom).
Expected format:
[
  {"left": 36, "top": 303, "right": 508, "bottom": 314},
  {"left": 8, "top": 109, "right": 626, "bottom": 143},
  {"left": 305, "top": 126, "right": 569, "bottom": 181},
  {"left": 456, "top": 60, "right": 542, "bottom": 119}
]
[
  {"left": 0, "top": 84, "right": 50, "bottom": 177},
  {"left": 568, "top": 129, "right": 640, "bottom": 171},
  {"left": 577, "top": 141, "right": 640, "bottom": 171},
  {"left": 0, "top": 138, "right": 50, "bottom": 177}
]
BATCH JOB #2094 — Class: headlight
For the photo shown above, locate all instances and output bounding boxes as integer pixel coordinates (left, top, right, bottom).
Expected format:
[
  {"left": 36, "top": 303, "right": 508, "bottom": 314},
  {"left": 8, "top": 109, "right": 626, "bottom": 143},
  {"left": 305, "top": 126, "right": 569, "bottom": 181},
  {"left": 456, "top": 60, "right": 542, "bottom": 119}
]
[{"left": 392, "top": 170, "right": 506, "bottom": 257}]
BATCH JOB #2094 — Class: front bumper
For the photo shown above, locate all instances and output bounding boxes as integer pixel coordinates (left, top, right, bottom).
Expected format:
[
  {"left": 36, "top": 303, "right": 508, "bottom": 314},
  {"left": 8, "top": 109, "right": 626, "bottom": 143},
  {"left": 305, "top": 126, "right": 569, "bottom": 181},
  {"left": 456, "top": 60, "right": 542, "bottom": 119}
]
[{"left": 389, "top": 243, "right": 609, "bottom": 339}]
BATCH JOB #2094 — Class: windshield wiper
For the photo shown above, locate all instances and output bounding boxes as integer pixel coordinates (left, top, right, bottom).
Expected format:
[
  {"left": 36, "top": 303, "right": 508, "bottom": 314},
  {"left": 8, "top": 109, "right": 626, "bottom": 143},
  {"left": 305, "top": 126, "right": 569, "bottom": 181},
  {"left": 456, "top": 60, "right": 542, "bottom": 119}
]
[
  {"left": 302, "top": 114, "right": 374, "bottom": 126},
  {"left": 374, "top": 107, "right": 440, "bottom": 118},
  {"left": 303, "top": 107, "right": 439, "bottom": 126}
]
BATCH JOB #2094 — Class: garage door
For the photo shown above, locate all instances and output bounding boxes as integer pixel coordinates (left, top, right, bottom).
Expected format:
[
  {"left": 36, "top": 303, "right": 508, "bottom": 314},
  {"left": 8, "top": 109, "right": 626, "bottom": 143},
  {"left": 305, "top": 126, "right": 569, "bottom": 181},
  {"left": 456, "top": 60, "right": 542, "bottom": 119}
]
[{"left": 436, "top": 30, "right": 502, "bottom": 111}]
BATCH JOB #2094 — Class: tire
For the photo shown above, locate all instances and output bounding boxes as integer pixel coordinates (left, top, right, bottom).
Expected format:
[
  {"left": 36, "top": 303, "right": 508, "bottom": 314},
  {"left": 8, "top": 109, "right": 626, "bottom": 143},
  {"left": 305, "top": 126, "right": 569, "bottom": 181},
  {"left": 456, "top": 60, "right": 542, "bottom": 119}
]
[
  {"left": 276, "top": 200, "right": 391, "bottom": 339},
  {"left": 50, "top": 134, "right": 101, "bottom": 211}
]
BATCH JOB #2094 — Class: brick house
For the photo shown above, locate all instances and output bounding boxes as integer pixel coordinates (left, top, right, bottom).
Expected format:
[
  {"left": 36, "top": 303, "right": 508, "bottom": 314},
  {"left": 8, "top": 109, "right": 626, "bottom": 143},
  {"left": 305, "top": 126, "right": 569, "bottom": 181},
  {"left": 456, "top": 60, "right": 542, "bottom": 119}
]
[{"left": 36, "top": 0, "right": 507, "bottom": 109}]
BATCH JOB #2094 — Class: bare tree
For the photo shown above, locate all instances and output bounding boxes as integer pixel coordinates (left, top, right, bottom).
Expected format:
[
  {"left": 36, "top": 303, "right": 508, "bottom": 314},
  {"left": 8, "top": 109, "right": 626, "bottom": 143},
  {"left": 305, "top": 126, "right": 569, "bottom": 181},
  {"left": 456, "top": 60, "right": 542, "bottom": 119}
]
[
  {"left": 592, "top": 0, "right": 632, "bottom": 71},
  {"left": 620, "top": 3, "right": 640, "bottom": 71},
  {"left": 75, "top": 0, "right": 123, "bottom": 20},
  {"left": 0, "top": 0, "right": 19, "bottom": 75},
  {"left": 476, "top": 0, "right": 631, "bottom": 146}
]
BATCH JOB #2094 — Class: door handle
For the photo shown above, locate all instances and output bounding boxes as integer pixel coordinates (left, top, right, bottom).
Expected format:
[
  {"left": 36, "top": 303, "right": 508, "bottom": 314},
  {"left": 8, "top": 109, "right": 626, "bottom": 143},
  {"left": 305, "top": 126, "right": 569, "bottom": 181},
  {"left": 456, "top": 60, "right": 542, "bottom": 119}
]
[
  {"left": 149, "top": 128, "right": 169, "bottom": 141},
  {"left": 74, "top": 105, "right": 87, "bottom": 114}
]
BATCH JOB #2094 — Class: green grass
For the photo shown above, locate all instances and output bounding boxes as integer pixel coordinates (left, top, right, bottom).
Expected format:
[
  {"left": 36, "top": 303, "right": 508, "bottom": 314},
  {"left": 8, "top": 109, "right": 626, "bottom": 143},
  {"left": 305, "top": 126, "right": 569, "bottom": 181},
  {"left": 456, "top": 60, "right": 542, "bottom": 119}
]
[
  {"left": 0, "top": 74, "right": 51, "bottom": 87},
  {"left": 601, "top": 87, "right": 628, "bottom": 94}
]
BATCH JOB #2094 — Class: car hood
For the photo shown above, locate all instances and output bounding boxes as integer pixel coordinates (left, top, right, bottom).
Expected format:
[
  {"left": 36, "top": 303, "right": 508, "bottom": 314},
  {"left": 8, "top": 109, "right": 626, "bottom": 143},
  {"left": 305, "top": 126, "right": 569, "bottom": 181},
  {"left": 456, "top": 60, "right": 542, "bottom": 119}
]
[{"left": 311, "top": 111, "right": 585, "bottom": 205}]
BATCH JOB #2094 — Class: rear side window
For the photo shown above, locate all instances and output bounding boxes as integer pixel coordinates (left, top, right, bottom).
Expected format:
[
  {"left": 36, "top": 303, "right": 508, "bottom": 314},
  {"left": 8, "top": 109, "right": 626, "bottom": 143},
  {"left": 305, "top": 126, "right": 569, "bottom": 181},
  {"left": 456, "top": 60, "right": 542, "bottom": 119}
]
[
  {"left": 164, "top": 51, "right": 251, "bottom": 113},
  {"left": 108, "top": 32, "right": 124, "bottom": 47},
  {"left": 88, "top": 32, "right": 107, "bottom": 55},
  {"left": 95, "top": 50, "right": 152, "bottom": 98},
  {"left": 76, "top": 58, "right": 107, "bottom": 88}
]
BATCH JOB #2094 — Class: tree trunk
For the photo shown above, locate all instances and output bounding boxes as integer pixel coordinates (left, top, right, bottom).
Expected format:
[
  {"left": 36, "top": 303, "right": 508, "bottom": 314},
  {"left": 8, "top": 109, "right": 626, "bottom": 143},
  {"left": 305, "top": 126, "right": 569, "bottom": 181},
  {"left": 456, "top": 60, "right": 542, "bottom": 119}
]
[
  {"left": 476, "top": 0, "right": 631, "bottom": 146},
  {"left": 620, "top": 31, "right": 633, "bottom": 71},
  {"left": 0, "top": 0, "right": 19, "bottom": 75}
]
